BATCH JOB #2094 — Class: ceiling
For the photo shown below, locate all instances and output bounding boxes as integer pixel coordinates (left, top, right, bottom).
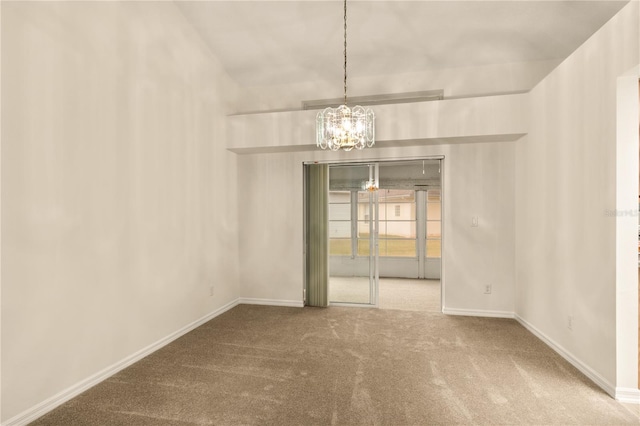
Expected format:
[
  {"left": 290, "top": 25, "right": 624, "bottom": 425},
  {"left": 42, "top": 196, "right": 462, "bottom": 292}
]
[{"left": 176, "top": 1, "right": 629, "bottom": 88}]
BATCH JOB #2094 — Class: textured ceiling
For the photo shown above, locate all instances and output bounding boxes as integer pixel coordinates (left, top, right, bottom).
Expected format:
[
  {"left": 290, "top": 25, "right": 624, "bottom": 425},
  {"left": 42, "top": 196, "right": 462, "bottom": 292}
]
[{"left": 176, "top": 1, "right": 629, "bottom": 87}]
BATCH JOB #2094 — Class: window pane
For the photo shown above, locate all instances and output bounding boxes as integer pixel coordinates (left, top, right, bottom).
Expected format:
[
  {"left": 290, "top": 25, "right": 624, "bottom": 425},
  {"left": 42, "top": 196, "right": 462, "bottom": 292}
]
[
  {"left": 329, "top": 203, "right": 350, "bottom": 221},
  {"left": 427, "top": 189, "right": 441, "bottom": 202},
  {"left": 357, "top": 203, "right": 370, "bottom": 221},
  {"left": 357, "top": 222, "right": 370, "bottom": 238},
  {"left": 427, "top": 202, "right": 441, "bottom": 221},
  {"left": 427, "top": 221, "right": 441, "bottom": 239},
  {"left": 379, "top": 189, "right": 415, "bottom": 202},
  {"left": 380, "top": 221, "right": 416, "bottom": 239},
  {"left": 380, "top": 202, "right": 415, "bottom": 220},
  {"left": 357, "top": 191, "right": 370, "bottom": 202},
  {"left": 330, "top": 238, "right": 351, "bottom": 256},
  {"left": 329, "top": 191, "right": 351, "bottom": 203},
  {"left": 426, "top": 239, "right": 441, "bottom": 258},
  {"left": 356, "top": 188, "right": 421, "bottom": 258},
  {"left": 383, "top": 239, "right": 416, "bottom": 257},
  {"left": 357, "top": 238, "right": 371, "bottom": 256},
  {"left": 329, "top": 221, "right": 350, "bottom": 238}
]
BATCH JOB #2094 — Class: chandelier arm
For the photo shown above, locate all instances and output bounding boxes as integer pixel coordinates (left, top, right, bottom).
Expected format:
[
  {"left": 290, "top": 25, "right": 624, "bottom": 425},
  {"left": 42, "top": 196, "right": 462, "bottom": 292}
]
[{"left": 343, "top": 0, "right": 347, "bottom": 105}]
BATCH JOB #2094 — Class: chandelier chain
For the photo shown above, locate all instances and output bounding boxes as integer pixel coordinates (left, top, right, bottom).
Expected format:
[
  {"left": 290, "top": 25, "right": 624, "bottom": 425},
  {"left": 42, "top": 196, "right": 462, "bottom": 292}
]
[
  {"left": 315, "top": 0, "right": 374, "bottom": 152},
  {"left": 343, "top": 0, "right": 347, "bottom": 105}
]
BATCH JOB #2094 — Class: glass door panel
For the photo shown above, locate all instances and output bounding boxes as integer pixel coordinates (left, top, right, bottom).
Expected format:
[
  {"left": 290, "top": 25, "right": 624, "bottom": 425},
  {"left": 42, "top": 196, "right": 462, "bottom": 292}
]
[
  {"left": 329, "top": 163, "right": 378, "bottom": 305},
  {"left": 423, "top": 187, "right": 442, "bottom": 280}
]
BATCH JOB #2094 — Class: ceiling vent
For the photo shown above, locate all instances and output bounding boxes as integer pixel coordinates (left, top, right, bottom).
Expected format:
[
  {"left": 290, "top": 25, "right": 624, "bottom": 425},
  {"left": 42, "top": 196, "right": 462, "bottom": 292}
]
[{"left": 302, "top": 90, "right": 444, "bottom": 110}]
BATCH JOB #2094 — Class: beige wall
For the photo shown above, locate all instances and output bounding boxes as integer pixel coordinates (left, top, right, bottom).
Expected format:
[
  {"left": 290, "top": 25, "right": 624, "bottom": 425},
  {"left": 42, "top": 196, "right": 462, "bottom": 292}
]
[
  {"left": 234, "top": 0, "right": 640, "bottom": 400},
  {"left": 2, "top": 0, "right": 639, "bottom": 422},
  {"left": 515, "top": 0, "right": 639, "bottom": 394},
  {"left": 232, "top": 83, "right": 523, "bottom": 313},
  {"left": 237, "top": 141, "right": 516, "bottom": 315},
  {"left": 1, "top": 2, "right": 239, "bottom": 421},
  {"left": 236, "top": 59, "right": 559, "bottom": 113},
  {"left": 229, "top": 93, "right": 527, "bottom": 153}
]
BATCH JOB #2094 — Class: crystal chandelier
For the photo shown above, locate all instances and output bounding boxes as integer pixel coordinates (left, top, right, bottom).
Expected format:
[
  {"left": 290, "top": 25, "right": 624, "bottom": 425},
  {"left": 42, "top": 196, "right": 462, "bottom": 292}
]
[{"left": 316, "top": 0, "right": 375, "bottom": 151}]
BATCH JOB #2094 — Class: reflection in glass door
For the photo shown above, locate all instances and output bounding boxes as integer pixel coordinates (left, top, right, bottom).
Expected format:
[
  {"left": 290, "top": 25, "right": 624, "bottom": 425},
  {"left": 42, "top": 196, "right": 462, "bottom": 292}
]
[
  {"left": 424, "top": 188, "right": 442, "bottom": 279},
  {"left": 322, "top": 159, "right": 442, "bottom": 310},
  {"left": 329, "top": 164, "right": 379, "bottom": 305}
]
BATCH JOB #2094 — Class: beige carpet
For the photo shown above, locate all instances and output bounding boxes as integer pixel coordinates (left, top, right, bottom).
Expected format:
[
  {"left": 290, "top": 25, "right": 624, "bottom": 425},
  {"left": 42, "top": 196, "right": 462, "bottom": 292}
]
[
  {"left": 330, "top": 276, "right": 371, "bottom": 304},
  {"left": 330, "top": 278, "right": 441, "bottom": 312},
  {"left": 33, "top": 305, "right": 639, "bottom": 425}
]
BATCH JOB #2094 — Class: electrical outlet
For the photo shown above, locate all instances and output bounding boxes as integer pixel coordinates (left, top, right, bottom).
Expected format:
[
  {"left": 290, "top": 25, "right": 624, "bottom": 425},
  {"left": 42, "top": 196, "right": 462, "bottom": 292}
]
[
  {"left": 567, "top": 315, "right": 573, "bottom": 330},
  {"left": 484, "top": 284, "right": 492, "bottom": 294},
  {"left": 209, "top": 285, "right": 214, "bottom": 296}
]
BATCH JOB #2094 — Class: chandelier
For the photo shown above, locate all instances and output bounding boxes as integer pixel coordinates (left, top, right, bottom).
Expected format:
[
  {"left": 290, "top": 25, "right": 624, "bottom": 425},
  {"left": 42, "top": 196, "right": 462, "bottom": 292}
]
[{"left": 316, "top": 0, "right": 375, "bottom": 151}]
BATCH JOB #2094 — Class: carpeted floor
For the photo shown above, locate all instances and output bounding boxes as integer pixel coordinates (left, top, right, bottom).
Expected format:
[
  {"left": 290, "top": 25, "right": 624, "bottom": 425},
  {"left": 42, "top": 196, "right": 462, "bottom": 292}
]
[
  {"left": 33, "top": 305, "right": 639, "bottom": 425},
  {"left": 378, "top": 279, "right": 440, "bottom": 312},
  {"left": 330, "top": 278, "right": 441, "bottom": 312}
]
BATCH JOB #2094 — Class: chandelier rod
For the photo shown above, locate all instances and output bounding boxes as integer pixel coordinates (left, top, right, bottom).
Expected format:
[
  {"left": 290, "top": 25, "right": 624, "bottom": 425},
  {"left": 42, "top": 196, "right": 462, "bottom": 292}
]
[{"left": 343, "top": 0, "right": 348, "bottom": 106}]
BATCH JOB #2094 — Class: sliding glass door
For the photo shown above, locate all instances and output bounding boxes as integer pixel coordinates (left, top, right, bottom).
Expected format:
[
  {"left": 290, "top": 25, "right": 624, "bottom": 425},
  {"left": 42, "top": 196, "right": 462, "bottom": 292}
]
[
  {"left": 329, "top": 164, "right": 379, "bottom": 305},
  {"left": 307, "top": 159, "right": 441, "bottom": 308}
]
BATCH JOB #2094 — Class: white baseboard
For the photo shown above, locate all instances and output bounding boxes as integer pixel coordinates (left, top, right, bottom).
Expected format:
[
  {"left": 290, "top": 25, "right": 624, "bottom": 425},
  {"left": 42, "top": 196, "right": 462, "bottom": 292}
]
[
  {"left": 615, "top": 387, "right": 640, "bottom": 404},
  {"left": 3, "top": 298, "right": 240, "bottom": 426},
  {"left": 442, "top": 307, "right": 515, "bottom": 319},
  {"left": 515, "top": 314, "right": 617, "bottom": 399},
  {"left": 6, "top": 300, "right": 635, "bottom": 426},
  {"left": 238, "top": 297, "right": 304, "bottom": 308}
]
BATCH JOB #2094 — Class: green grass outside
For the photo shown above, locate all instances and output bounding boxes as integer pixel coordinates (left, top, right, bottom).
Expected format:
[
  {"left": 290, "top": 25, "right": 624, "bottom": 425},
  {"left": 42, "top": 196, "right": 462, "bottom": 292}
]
[{"left": 329, "top": 237, "right": 441, "bottom": 258}]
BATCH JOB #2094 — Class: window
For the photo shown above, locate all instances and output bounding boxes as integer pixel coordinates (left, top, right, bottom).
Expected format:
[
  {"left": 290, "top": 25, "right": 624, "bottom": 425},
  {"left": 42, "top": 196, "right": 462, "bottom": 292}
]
[
  {"left": 329, "top": 191, "right": 351, "bottom": 256},
  {"left": 357, "top": 191, "right": 372, "bottom": 255},
  {"left": 376, "top": 190, "right": 416, "bottom": 257},
  {"left": 426, "top": 189, "right": 441, "bottom": 258},
  {"left": 329, "top": 188, "right": 438, "bottom": 259}
]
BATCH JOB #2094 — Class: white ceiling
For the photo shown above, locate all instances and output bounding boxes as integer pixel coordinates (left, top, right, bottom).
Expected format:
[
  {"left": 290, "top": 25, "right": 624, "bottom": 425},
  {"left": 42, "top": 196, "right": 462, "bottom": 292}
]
[{"left": 176, "top": 1, "right": 629, "bottom": 87}]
